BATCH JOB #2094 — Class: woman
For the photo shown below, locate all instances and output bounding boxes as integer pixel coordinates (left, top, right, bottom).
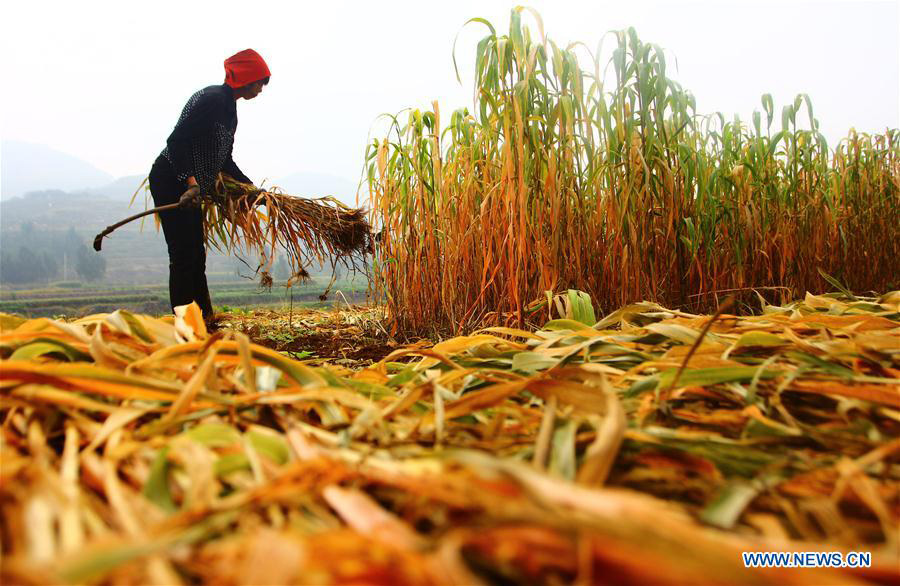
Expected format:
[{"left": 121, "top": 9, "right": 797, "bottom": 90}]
[{"left": 149, "top": 48, "right": 270, "bottom": 321}]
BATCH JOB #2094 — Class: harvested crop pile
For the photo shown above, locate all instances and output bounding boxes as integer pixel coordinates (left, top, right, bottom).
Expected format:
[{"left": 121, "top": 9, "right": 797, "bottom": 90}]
[{"left": 1, "top": 292, "right": 898, "bottom": 584}]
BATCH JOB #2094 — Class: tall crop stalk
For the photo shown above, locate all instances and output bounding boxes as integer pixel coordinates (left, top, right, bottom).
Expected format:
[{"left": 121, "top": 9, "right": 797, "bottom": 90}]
[{"left": 367, "top": 8, "right": 900, "bottom": 335}]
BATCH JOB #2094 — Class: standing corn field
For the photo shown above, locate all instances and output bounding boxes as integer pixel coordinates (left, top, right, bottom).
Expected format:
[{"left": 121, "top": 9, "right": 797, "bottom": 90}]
[{"left": 366, "top": 8, "right": 900, "bottom": 335}]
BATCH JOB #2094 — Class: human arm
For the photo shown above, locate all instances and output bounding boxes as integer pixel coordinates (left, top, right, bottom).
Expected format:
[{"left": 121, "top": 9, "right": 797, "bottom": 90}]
[
  {"left": 164, "top": 92, "right": 231, "bottom": 191},
  {"left": 222, "top": 154, "right": 252, "bottom": 185},
  {"left": 221, "top": 146, "right": 265, "bottom": 205}
]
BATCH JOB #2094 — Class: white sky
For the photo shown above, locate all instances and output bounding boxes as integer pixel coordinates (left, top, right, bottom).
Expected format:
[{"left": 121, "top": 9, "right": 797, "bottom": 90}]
[{"left": 1, "top": 0, "right": 898, "bottom": 188}]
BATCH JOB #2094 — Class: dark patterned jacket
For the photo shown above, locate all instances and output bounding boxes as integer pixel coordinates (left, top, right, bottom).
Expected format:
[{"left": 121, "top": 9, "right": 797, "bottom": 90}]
[{"left": 160, "top": 84, "right": 252, "bottom": 195}]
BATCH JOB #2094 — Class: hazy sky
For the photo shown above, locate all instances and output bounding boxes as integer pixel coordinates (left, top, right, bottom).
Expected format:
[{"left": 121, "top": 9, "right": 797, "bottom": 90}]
[{"left": 2, "top": 0, "right": 898, "bottom": 191}]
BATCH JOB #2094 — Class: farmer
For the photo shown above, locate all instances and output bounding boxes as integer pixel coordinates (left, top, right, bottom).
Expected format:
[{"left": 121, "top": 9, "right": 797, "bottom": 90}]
[{"left": 148, "top": 48, "right": 270, "bottom": 321}]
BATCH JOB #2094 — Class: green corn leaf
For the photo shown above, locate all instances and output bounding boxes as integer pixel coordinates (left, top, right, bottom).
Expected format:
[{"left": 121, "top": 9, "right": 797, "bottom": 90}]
[
  {"left": 549, "top": 419, "right": 578, "bottom": 480},
  {"left": 143, "top": 447, "right": 176, "bottom": 513},
  {"left": 731, "top": 331, "right": 789, "bottom": 349},
  {"left": 566, "top": 290, "right": 596, "bottom": 325},
  {"left": 511, "top": 351, "right": 559, "bottom": 373},
  {"left": 9, "top": 339, "right": 91, "bottom": 362},
  {"left": 699, "top": 481, "right": 759, "bottom": 529},
  {"left": 817, "top": 268, "right": 857, "bottom": 300},
  {"left": 544, "top": 318, "right": 593, "bottom": 332},
  {"left": 183, "top": 423, "right": 241, "bottom": 447},
  {"left": 247, "top": 429, "right": 290, "bottom": 465},
  {"left": 215, "top": 452, "right": 250, "bottom": 476},
  {"left": 657, "top": 367, "right": 783, "bottom": 390}
]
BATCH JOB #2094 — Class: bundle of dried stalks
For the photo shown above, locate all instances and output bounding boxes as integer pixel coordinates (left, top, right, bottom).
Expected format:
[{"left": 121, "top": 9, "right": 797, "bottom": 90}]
[{"left": 208, "top": 176, "right": 372, "bottom": 284}]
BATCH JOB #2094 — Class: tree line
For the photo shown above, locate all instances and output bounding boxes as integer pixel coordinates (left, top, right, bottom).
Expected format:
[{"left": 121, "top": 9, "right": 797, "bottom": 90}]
[{"left": 0, "top": 224, "right": 106, "bottom": 285}]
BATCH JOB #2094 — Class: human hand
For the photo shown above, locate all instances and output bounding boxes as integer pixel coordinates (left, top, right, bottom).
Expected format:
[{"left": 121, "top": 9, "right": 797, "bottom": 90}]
[{"left": 178, "top": 185, "right": 202, "bottom": 208}]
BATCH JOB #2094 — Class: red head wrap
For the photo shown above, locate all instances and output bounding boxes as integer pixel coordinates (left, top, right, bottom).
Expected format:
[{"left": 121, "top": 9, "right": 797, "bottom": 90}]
[{"left": 224, "top": 49, "right": 271, "bottom": 89}]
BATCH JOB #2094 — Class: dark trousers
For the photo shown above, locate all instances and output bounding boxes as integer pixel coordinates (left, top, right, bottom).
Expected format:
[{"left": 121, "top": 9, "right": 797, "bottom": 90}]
[{"left": 148, "top": 156, "right": 213, "bottom": 318}]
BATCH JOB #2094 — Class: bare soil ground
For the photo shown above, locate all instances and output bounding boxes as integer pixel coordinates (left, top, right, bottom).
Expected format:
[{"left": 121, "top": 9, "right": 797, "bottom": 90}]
[{"left": 216, "top": 306, "right": 404, "bottom": 367}]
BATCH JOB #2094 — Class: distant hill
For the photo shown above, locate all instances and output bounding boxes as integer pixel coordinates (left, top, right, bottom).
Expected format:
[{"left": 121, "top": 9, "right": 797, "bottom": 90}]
[
  {"left": 1, "top": 140, "right": 114, "bottom": 199},
  {"left": 87, "top": 174, "right": 149, "bottom": 201}
]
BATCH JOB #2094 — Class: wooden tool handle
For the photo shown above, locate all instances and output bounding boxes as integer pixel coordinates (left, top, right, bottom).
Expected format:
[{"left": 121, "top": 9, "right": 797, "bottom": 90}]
[{"left": 92, "top": 201, "right": 183, "bottom": 251}]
